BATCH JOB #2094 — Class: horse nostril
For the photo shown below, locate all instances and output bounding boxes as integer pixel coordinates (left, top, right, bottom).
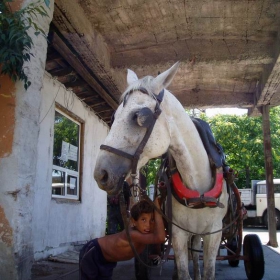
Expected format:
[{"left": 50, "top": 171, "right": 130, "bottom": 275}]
[{"left": 100, "top": 170, "right": 109, "bottom": 184}]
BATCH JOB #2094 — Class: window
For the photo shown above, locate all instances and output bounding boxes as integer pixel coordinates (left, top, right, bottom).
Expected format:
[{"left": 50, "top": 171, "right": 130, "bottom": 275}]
[
  {"left": 257, "top": 185, "right": 266, "bottom": 194},
  {"left": 274, "top": 184, "right": 280, "bottom": 193},
  {"left": 257, "top": 184, "right": 280, "bottom": 194},
  {"left": 52, "top": 109, "right": 81, "bottom": 199}
]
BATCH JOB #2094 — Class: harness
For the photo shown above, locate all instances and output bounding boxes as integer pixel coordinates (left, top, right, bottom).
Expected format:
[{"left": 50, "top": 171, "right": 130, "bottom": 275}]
[
  {"left": 101, "top": 86, "right": 225, "bottom": 207},
  {"left": 99, "top": 86, "right": 243, "bottom": 267}
]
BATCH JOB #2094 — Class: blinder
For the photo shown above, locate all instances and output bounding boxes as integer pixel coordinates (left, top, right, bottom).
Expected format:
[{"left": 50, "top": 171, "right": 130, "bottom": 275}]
[{"left": 136, "top": 107, "right": 154, "bottom": 127}]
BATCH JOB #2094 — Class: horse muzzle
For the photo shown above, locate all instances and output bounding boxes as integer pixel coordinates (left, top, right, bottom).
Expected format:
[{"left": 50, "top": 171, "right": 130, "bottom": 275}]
[{"left": 94, "top": 153, "right": 131, "bottom": 195}]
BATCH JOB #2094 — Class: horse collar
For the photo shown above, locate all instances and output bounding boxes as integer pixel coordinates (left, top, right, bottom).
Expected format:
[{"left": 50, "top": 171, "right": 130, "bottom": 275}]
[{"left": 171, "top": 168, "right": 225, "bottom": 209}]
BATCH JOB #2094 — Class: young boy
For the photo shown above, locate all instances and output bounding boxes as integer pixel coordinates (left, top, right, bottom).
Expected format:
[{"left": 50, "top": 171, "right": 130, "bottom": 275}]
[{"left": 79, "top": 197, "right": 165, "bottom": 280}]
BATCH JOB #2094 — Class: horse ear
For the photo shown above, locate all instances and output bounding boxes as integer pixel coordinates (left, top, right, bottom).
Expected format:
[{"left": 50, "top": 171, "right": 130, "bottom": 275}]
[
  {"left": 151, "top": 62, "right": 180, "bottom": 94},
  {"left": 127, "top": 69, "right": 138, "bottom": 85}
]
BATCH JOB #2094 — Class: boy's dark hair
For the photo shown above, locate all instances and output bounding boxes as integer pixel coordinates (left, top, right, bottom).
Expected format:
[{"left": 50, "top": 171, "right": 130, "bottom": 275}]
[{"left": 130, "top": 200, "right": 154, "bottom": 221}]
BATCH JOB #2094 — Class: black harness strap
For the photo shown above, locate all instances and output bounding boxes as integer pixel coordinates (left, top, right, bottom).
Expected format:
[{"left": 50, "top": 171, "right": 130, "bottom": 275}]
[
  {"left": 158, "top": 161, "right": 173, "bottom": 263},
  {"left": 100, "top": 145, "right": 134, "bottom": 160},
  {"left": 130, "top": 104, "right": 161, "bottom": 176}
]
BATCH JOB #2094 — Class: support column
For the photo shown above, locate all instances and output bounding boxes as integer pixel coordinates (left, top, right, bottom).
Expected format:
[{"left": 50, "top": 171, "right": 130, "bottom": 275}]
[{"left": 261, "top": 105, "right": 278, "bottom": 247}]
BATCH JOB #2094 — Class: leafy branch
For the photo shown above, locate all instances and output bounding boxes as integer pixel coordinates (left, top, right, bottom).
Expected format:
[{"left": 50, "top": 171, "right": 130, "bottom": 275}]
[{"left": 0, "top": 0, "right": 50, "bottom": 90}]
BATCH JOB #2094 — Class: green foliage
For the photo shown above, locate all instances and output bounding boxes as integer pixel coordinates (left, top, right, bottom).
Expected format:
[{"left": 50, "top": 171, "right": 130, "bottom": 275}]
[
  {"left": 53, "top": 112, "right": 79, "bottom": 171},
  {"left": 207, "top": 107, "right": 280, "bottom": 188},
  {"left": 0, "top": 0, "right": 50, "bottom": 90},
  {"left": 142, "top": 158, "right": 161, "bottom": 187}
]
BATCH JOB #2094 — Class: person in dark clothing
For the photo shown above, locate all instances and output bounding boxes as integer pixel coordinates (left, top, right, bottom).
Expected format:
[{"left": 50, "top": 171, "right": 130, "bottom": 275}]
[
  {"left": 79, "top": 198, "right": 165, "bottom": 280},
  {"left": 106, "top": 181, "right": 131, "bottom": 235}
]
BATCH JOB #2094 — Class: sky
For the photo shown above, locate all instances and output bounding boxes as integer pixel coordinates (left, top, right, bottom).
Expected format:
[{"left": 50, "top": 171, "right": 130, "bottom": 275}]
[{"left": 205, "top": 107, "right": 247, "bottom": 117}]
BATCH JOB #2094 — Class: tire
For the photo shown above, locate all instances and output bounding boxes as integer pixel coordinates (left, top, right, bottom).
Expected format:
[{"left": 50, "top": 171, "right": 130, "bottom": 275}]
[
  {"left": 277, "top": 210, "right": 280, "bottom": 230},
  {"left": 134, "top": 245, "right": 150, "bottom": 280},
  {"left": 243, "top": 234, "right": 264, "bottom": 280},
  {"left": 263, "top": 209, "right": 280, "bottom": 230},
  {"left": 227, "top": 237, "right": 239, "bottom": 267}
]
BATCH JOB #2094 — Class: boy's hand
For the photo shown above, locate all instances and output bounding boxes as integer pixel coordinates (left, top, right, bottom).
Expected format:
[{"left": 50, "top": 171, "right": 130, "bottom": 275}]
[{"left": 152, "top": 255, "right": 162, "bottom": 266}]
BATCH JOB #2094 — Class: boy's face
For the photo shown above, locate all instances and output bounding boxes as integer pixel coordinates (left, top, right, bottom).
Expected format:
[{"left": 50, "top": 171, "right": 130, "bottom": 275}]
[{"left": 133, "top": 212, "right": 155, "bottom": 234}]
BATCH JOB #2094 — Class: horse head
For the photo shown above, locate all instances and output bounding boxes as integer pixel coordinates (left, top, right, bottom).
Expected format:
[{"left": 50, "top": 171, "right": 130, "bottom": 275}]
[{"left": 94, "top": 62, "right": 180, "bottom": 194}]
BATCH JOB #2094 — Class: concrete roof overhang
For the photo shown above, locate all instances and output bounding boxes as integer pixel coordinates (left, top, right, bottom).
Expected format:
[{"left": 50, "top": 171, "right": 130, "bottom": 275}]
[{"left": 46, "top": 0, "right": 280, "bottom": 125}]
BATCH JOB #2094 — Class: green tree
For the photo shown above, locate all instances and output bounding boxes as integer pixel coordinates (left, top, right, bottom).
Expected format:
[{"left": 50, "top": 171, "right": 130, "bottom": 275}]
[{"left": 203, "top": 107, "right": 280, "bottom": 188}]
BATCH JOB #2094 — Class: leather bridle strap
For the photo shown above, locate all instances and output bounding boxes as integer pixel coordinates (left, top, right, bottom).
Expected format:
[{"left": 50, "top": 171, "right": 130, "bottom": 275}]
[
  {"left": 100, "top": 145, "right": 134, "bottom": 161},
  {"left": 130, "top": 106, "right": 161, "bottom": 176}
]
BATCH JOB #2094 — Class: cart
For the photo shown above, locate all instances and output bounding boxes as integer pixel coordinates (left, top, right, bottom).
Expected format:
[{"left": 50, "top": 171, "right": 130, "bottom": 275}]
[{"left": 134, "top": 165, "right": 265, "bottom": 280}]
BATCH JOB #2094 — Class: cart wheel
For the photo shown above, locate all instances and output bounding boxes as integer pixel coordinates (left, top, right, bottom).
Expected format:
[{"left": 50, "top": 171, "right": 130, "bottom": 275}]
[
  {"left": 227, "top": 237, "right": 239, "bottom": 267},
  {"left": 263, "top": 209, "right": 280, "bottom": 230},
  {"left": 243, "top": 234, "right": 264, "bottom": 280},
  {"left": 134, "top": 245, "right": 150, "bottom": 280}
]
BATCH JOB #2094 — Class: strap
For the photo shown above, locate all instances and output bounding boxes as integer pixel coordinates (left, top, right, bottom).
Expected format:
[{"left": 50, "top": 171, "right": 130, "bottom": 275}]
[
  {"left": 130, "top": 115, "right": 159, "bottom": 176},
  {"left": 100, "top": 145, "right": 134, "bottom": 160},
  {"left": 160, "top": 169, "right": 173, "bottom": 263}
]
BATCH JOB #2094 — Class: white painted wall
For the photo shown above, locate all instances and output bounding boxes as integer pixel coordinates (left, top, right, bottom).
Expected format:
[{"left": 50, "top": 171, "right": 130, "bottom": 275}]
[{"left": 32, "top": 72, "right": 109, "bottom": 260}]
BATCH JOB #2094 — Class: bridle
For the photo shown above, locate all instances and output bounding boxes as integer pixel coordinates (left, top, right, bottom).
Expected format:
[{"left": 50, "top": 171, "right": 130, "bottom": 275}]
[{"left": 100, "top": 87, "right": 164, "bottom": 180}]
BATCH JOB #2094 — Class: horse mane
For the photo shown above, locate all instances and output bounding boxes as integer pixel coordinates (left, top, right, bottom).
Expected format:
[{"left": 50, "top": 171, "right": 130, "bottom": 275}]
[{"left": 119, "top": 75, "right": 155, "bottom": 104}]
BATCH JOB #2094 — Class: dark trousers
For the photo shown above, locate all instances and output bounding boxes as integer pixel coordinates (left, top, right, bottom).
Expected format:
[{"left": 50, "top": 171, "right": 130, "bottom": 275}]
[{"left": 79, "top": 239, "right": 117, "bottom": 280}]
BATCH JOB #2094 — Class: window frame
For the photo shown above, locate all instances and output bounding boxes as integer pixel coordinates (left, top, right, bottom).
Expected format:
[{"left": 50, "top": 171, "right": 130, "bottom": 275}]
[{"left": 51, "top": 107, "right": 83, "bottom": 200}]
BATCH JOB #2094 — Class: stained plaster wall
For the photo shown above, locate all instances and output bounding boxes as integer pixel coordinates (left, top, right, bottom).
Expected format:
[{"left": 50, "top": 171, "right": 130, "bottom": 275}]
[
  {"left": 32, "top": 72, "right": 109, "bottom": 260},
  {"left": 0, "top": 1, "right": 54, "bottom": 278}
]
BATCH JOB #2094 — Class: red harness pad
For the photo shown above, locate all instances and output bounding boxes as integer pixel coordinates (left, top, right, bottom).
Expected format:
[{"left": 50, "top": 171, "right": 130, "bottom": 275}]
[{"left": 171, "top": 170, "right": 224, "bottom": 208}]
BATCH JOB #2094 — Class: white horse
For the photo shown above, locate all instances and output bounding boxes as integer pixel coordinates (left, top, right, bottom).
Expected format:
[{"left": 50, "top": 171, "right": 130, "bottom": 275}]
[{"left": 94, "top": 62, "right": 228, "bottom": 280}]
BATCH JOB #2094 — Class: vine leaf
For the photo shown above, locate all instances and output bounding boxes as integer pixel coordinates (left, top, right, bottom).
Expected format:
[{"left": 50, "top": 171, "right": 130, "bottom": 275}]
[{"left": 0, "top": 0, "right": 49, "bottom": 90}]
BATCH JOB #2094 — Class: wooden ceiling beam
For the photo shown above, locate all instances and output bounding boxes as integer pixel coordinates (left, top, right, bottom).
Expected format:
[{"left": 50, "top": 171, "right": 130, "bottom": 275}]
[
  {"left": 49, "top": 67, "right": 74, "bottom": 77},
  {"left": 80, "top": 95, "right": 101, "bottom": 102},
  {"left": 50, "top": 32, "right": 118, "bottom": 110},
  {"left": 64, "top": 79, "right": 87, "bottom": 88},
  {"left": 89, "top": 102, "right": 107, "bottom": 108}
]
